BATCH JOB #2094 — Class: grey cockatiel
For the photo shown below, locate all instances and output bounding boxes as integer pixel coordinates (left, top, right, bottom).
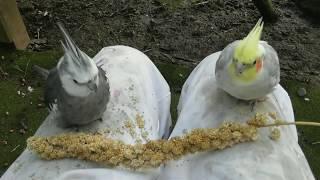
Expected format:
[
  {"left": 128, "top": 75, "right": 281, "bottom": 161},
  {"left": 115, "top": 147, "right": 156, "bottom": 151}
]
[
  {"left": 215, "top": 18, "right": 280, "bottom": 100},
  {"left": 34, "top": 23, "right": 110, "bottom": 127}
]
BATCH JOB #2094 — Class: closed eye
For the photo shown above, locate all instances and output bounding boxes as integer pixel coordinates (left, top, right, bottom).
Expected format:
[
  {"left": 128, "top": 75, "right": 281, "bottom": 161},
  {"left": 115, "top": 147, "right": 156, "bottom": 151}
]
[{"left": 73, "top": 79, "right": 86, "bottom": 85}]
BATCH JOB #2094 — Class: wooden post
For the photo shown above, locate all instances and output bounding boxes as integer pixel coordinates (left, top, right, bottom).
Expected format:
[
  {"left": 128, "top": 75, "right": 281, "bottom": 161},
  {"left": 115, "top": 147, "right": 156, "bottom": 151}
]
[{"left": 0, "top": 0, "right": 30, "bottom": 50}]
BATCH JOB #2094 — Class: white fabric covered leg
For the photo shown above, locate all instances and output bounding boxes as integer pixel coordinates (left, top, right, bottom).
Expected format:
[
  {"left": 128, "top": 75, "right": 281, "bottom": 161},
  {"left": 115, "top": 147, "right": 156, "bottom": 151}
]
[
  {"left": 1, "top": 46, "right": 171, "bottom": 180},
  {"left": 158, "top": 52, "right": 314, "bottom": 180}
]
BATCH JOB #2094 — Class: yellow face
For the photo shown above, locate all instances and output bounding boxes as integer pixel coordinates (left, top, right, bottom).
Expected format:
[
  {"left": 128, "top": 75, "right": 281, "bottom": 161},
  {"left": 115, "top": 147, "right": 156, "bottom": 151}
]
[
  {"left": 229, "top": 18, "right": 264, "bottom": 83},
  {"left": 228, "top": 58, "right": 263, "bottom": 83},
  {"left": 228, "top": 63, "right": 257, "bottom": 82}
]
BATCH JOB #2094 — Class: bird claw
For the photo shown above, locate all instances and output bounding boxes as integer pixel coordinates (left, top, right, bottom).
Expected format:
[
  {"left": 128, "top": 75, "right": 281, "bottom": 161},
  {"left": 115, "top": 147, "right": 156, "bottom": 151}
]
[
  {"left": 249, "top": 97, "right": 268, "bottom": 112},
  {"left": 249, "top": 101, "right": 256, "bottom": 112}
]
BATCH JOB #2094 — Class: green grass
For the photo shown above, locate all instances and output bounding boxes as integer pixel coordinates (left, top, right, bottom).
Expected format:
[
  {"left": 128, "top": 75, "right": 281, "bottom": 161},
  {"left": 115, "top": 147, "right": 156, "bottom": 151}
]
[
  {"left": 157, "top": 63, "right": 191, "bottom": 122},
  {"left": 0, "top": 46, "right": 60, "bottom": 174},
  {"left": 282, "top": 81, "right": 320, "bottom": 178},
  {"left": 0, "top": 48, "right": 319, "bottom": 178}
]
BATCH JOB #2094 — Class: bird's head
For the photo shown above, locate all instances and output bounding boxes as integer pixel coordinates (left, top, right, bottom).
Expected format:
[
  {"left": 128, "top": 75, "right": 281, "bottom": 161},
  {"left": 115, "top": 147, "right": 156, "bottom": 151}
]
[
  {"left": 228, "top": 18, "right": 265, "bottom": 83},
  {"left": 56, "top": 23, "right": 99, "bottom": 97}
]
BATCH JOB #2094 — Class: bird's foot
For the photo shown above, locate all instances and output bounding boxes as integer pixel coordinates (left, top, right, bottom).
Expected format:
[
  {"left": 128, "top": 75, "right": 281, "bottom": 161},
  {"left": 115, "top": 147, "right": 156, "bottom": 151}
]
[
  {"left": 256, "top": 97, "right": 268, "bottom": 102},
  {"left": 249, "top": 97, "right": 268, "bottom": 112}
]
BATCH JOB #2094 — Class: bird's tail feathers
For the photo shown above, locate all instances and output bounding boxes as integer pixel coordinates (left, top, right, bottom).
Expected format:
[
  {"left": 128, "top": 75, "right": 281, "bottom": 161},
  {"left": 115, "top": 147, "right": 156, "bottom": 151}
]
[{"left": 33, "top": 65, "right": 49, "bottom": 79}]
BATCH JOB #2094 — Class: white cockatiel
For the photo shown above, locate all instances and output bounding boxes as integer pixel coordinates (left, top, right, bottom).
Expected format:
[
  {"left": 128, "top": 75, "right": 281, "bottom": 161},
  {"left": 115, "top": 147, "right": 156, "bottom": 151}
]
[
  {"left": 158, "top": 19, "right": 314, "bottom": 180},
  {"left": 216, "top": 18, "right": 280, "bottom": 100}
]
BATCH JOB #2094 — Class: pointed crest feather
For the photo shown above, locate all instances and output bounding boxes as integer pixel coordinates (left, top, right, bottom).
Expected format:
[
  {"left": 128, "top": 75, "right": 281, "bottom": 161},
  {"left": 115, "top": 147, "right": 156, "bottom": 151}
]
[
  {"left": 57, "top": 22, "right": 79, "bottom": 57},
  {"left": 234, "top": 18, "right": 264, "bottom": 63},
  {"left": 57, "top": 22, "right": 91, "bottom": 66}
]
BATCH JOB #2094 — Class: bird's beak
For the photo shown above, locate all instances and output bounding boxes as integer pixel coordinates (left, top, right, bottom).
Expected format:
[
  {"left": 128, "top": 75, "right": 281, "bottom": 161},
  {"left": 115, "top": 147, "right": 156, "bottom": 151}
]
[
  {"left": 235, "top": 62, "right": 245, "bottom": 75},
  {"left": 88, "top": 82, "right": 98, "bottom": 92}
]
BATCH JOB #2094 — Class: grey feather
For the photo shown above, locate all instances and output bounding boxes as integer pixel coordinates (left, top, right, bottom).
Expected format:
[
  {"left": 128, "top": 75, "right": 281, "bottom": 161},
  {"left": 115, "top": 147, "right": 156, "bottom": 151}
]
[
  {"left": 44, "top": 67, "right": 110, "bottom": 127},
  {"left": 59, "top": 67, "right": 109, "bottom": 126},
  {"left": 215, "top": 41, "right": 280, "bottom": 100},
  {"left": 39, "top": 23, "right": 110, "bottom": 127},
  {"left": 57, "top": 22, "right": 90, "bottom": 68},
  {"left": 57, "top": 22, "right": 80, "bottom": 58},
  {"left": 215, "top": 41, "right": 239, "bottom": 75},
  {"left": 33, "top": 65, "right": 49, "bottom": 79},
  {"left": 260, "top": 41, "right": 280, "bottom": 88},
  {"left": 44, "top": 67, "right": 61, "bottom": 110}
]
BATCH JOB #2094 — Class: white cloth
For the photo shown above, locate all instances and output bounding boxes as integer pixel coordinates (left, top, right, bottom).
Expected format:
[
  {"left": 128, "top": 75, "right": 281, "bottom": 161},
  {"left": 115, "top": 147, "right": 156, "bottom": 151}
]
[
  {"left": 158, "top": 52, "right": 314, "bottom": 180},
  {"left": 1, "top": 46, "right": 171, "bottom": 180},
  {"left": 1, "top": 48, "right": 314, "bottom": 180}
]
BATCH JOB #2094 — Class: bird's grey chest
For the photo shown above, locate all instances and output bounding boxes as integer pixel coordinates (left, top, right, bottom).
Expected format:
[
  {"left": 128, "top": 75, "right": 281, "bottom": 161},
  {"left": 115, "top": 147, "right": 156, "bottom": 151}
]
[{"left": 57, "top": 76, "right": 110, "bottom": 124}]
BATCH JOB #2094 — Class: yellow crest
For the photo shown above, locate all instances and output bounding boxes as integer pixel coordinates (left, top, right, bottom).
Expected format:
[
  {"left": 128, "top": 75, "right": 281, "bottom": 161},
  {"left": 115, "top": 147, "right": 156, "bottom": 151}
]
[{"left": 234, "top": 18, "right": 264, "bottom": 64}]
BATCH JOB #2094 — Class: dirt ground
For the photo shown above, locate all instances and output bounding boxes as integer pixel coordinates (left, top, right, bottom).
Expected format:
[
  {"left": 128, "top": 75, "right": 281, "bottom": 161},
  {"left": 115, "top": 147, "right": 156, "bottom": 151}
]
[{"left": 17, "top": 0, "right": 320, "bottom": 82}]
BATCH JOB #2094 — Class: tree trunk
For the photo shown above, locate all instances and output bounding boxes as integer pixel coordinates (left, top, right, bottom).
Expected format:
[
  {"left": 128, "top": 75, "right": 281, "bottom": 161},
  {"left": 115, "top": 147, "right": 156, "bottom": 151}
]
[{"left": 252, "top": 0, "right": 278, "bottom": 23}]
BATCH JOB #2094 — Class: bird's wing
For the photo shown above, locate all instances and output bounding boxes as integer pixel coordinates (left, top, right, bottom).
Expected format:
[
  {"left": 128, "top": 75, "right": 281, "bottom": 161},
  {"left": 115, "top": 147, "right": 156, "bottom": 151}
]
[
  {"left": 33, "top": 65, "right": 49, "bottom": 79},
  {"left": 262, "top": 42, "right": 280, "bottom": 88},
  {"left": 98, "top": 66, "right": 107, "bottom": 79},
  {"left": 44, "top": 68, "right": 61, "bottom": 110}
]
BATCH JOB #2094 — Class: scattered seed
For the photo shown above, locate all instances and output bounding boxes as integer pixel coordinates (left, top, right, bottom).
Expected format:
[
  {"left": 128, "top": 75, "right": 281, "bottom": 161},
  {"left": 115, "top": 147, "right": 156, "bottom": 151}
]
[
  {"left": 269, "top": 128, "right": 281, "bottom": 140},
  {"left": 19, "top": 129, "right": 26, "bottom": 135},
  {"left": 27, "top": 86, "right": 34, "bottom": 93}
]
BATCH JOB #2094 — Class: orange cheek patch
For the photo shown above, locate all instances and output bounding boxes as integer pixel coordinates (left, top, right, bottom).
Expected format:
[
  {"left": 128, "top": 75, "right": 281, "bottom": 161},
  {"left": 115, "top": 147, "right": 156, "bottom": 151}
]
[{"left": 256, "top": 59, "right": 262, "bottom": 72}]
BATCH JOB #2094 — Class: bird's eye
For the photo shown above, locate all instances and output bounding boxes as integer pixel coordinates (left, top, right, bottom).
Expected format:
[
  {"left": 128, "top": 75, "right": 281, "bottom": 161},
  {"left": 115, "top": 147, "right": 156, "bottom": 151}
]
[
  {"left": 73, "top": 79, "right": 79, "bottom": 84},
  {"left": 253, "top": 60, "right": 257, "bottom": 65}
]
